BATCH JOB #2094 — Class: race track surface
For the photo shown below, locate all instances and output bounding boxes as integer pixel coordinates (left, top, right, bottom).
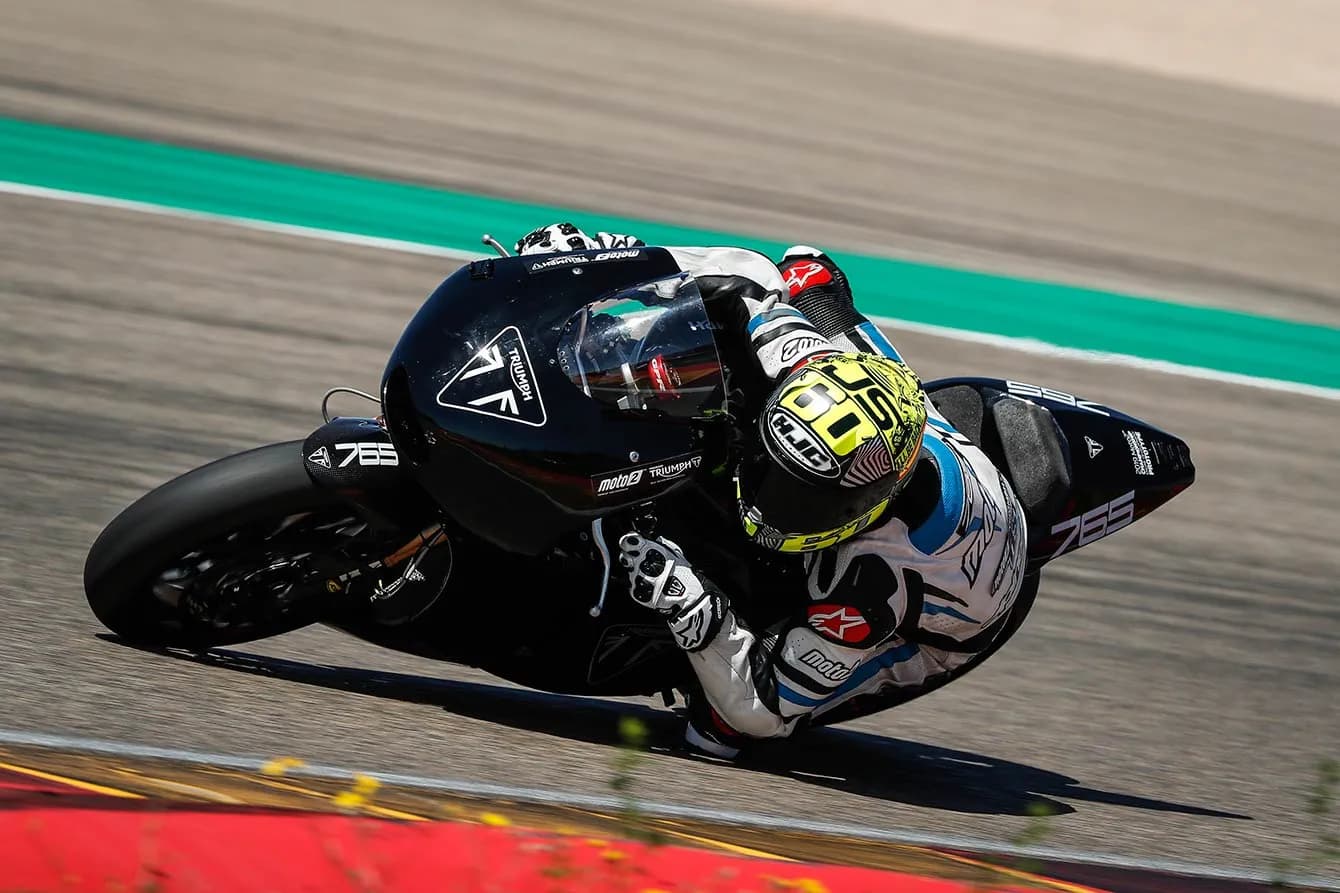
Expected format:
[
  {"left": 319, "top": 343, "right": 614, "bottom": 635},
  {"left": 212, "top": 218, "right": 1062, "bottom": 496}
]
[{"left": 2, "top": 0, "right": 1338, "bottom": 876}]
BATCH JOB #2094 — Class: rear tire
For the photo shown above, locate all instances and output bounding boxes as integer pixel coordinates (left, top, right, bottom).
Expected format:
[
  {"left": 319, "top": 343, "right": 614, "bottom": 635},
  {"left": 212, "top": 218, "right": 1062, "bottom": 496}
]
[{"left": 84, "top": 442, "right": 353, "bottom": 647}]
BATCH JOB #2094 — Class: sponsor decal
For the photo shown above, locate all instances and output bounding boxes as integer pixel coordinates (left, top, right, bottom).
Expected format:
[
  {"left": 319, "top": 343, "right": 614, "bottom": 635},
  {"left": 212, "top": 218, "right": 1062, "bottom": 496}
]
[
  {"left": 766, "top": 408, "right": 840, "bottom": 478},
  {"left": 779, "top": 334, "right": 829, "bottom": 364},
  {"left": 596, "top": 468, "right": 644, "bottom": 495},
  {"left": 436, "top": 326, "right": 547, "bottom": 427},
  {"left": 807, "top": 603, "right": 871, "bottom": 645},
  {"left": 1048, "top": 490, "right": 1136, "bottom": 560},
  {"left": 1123, "top": 429, "right": 1155, "bottom": 476},
  {"left": 1006, "top": 380, "right": 1110, "bottom": 416},
  {"left": 306, "top": 446, "right": 331, "bottom": 469},
  {"left": 782, "top": 261, "right": 833, "bottom": 296},
  {"left": 648, "top": 355, "right": 681, "bottom": 396},
  {"left": 1085, "top": 436, "right": 1104, "bottom": 459},
  {"left": 799, "top": 648, "right": 853, "bottom": 682},
  {"left": 334, "top": 442, "right": 399, "bottom": 468},
  {"left": 528, "top": 248, "right": 643, "bottom": 273},
  {"left": 591, "top": 453, "right": 703, "bottom": 497},
  {"left": 647, "top": 454, "right": 703, "bottom": 480}
]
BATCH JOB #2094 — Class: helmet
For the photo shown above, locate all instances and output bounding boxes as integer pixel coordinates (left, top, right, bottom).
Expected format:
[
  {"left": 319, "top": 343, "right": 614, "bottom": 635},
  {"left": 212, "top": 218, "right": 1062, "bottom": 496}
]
[{"left": 738, "top": 353, "right": 927, "bottom": 552}]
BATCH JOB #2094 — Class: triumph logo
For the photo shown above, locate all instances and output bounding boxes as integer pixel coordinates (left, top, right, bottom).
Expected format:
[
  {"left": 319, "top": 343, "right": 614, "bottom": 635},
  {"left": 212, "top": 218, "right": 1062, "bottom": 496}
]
[
  {"left": 596, "top": 468, "right": 644, "bottom": 494},
  {"left": 508, "top": 345, "right": 534, "bottom": 403},
  {"left": 528, "top": 254, "right": 585, "bottom": 272},
  {"left": 647, "top": 455, "right": 703, "bottom": 480},
  {"left": 436, "top": 326, "right": 548, "bottom": 427}
]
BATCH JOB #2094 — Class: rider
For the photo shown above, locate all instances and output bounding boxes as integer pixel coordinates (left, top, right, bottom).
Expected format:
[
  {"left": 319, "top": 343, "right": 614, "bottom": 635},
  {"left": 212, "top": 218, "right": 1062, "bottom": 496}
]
[{"left": 515, "top": 224, "right": 1031, "bottom": 759}]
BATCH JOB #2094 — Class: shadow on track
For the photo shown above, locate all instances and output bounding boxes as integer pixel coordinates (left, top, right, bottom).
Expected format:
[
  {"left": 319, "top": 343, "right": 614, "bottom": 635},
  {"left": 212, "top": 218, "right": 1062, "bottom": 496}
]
[{"left": 102, "top": 638, "right": 1250, "bottom": 822}]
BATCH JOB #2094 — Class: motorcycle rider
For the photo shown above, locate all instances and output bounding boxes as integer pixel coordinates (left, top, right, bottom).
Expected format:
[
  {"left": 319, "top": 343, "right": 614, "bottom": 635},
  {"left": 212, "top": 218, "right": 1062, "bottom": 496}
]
[{"left": 515, "top": 224, "right": 1031, "bottom": 759}]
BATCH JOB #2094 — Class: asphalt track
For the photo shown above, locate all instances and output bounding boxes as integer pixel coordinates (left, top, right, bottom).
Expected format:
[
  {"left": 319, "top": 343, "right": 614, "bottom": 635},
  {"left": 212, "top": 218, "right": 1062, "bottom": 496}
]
[{"left": 1, "top": 0, "right": 1338, "bottom": 879}]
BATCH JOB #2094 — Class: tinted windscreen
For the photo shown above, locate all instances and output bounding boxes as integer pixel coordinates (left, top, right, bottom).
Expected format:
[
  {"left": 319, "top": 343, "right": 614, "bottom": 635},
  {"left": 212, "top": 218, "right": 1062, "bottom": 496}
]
[{"left": 555, "top": 274, "right": 726, "bottom": 419}]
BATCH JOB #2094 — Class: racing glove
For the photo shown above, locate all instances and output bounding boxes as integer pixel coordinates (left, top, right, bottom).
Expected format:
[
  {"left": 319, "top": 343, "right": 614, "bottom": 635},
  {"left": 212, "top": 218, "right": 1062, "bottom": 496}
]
[
  {"left": 514, "top": 222, "right": 644, "bottom": 255},
  {"left": 617, "top": 533, "right": 725, "bottom": 653}
]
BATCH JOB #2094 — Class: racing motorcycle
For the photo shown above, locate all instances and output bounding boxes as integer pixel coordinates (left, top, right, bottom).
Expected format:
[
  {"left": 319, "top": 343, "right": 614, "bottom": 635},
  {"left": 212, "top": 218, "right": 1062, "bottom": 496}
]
[{"left": 84, "top": 242, "right": 1195, "bottom": 714}]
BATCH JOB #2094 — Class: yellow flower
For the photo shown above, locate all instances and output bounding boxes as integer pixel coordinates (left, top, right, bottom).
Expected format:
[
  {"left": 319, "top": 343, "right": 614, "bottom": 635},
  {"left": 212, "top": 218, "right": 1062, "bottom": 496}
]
[
  {"left": 351, "top": 775, "right": 381, "bottom": 796},
  {"left": 259, "top": 757, "right": 305, "bottom": 777}
]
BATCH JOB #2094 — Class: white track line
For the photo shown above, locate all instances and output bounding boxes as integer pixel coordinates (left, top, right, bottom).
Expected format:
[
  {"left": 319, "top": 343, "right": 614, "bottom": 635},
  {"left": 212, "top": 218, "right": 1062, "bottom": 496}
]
[
  {"left": 5, "top": 179, "right": 1338, "bottom": 403},
  {"left": 1, "top": 181, "right": 482, "bottom": 262},
  {"left": 1, "top": 727, "right": 1334, "bottom": 890}
]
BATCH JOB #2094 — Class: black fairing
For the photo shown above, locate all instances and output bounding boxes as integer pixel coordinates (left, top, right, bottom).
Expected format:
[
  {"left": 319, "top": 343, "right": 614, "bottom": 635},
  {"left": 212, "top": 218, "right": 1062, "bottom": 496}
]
[
  {"left": 381, "top": 249, "right": 727, "bottom": 555},
  {"left": 925, "top": 377, "right": 1194, "bottom": 571}
]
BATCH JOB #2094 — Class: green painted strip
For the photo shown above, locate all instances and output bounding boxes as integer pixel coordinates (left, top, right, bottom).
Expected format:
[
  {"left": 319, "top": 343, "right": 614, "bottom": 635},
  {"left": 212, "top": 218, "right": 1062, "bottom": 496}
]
[{"left": 3, "top": 115, "right": 1337, "bottom": 390}]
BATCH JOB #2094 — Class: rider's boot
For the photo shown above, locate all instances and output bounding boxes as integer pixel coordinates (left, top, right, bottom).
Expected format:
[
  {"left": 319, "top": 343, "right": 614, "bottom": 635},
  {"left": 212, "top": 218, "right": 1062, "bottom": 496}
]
[{"left": 684, "top": 695, "right": 747, "bottom": 761}]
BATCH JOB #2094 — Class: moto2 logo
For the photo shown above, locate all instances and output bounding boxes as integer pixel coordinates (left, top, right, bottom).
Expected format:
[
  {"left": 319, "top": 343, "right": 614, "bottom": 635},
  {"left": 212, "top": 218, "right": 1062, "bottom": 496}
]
[
  {"left": 767, "top": 410, "right": 838, "bottom": 477},
  {"left": 596, "top": 468, "right": 644, "bottom": 494}
]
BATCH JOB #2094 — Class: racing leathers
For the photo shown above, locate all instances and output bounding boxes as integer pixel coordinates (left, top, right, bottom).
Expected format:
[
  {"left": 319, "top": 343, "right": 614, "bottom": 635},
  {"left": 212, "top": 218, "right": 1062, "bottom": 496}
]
[{"left": 515, "top": 224, "right": 1031, "bottom": 757}]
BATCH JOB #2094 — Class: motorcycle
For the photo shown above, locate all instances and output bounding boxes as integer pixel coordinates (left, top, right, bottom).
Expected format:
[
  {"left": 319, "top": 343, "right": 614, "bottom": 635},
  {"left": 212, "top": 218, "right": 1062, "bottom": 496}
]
[{"left": 84, "top": 242, "right": 1195, "bottom": 717}]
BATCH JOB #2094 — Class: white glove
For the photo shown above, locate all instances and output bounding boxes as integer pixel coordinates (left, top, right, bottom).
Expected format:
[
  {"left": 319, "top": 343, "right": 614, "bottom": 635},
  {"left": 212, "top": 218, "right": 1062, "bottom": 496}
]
[
  {"left": 618, "top": 533, "right": 724, "bottom": 652},
  {"left": 514, "top": 223, "right": 644, "bottom": 255}
]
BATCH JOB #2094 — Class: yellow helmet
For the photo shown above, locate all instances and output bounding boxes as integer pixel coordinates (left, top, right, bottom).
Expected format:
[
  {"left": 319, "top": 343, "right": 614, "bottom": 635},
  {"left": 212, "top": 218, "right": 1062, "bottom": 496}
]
[{"left": 737, "top": 353, "right": 928, "bottom": 552}]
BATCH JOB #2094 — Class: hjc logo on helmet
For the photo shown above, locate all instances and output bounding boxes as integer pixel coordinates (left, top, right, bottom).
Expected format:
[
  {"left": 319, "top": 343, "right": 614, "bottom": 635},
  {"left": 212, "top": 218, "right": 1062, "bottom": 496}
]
[{"left": 766, "top": 409, "right": 838, "bottom": 477}]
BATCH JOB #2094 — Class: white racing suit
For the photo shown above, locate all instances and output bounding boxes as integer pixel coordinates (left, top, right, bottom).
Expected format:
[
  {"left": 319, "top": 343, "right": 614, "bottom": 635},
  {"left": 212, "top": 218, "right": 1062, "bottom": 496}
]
[{"left": 516, "top": 225, "right": 1030, "bottom": 752}]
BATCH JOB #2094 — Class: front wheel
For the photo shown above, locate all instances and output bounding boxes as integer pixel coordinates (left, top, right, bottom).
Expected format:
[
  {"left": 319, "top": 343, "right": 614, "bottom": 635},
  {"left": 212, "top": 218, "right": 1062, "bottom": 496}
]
[{"left": 84, "top": 442, "right": 397, "bottom": 647}]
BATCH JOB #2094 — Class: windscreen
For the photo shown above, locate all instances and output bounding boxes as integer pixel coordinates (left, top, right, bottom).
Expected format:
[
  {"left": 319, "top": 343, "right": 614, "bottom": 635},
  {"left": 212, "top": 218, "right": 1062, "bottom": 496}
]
[{"left": 555, "top": 274, "right": 726, "bottom": 419}]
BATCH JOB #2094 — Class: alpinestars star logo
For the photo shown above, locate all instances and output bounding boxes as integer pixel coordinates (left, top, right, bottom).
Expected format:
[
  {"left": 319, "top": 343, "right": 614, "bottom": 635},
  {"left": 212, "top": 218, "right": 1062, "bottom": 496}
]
[
  {"left": 807, "top": 603, "right": 870, "bottom": 645},
  {"left": 1085, "top": 436, "right": 1103, "bottom": 459},
  {"left": 436, "top": 326, "right": 547, "bottom": 427},
  {"left": 783, "top": 261, "right": 833, "bottom": 297}
]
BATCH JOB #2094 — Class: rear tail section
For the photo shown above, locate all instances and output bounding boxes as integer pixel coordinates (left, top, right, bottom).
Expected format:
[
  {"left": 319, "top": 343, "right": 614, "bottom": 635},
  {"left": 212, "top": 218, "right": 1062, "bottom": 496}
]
[{"left": 925, "top": 377, "right": 1195, "bottom": 570}]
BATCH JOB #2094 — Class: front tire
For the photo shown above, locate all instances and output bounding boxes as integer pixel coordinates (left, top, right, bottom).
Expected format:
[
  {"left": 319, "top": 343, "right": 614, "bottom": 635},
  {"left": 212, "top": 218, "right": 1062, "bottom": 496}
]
[{"left": 84, "top": 442, "right": 370, "bottom": 647}]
